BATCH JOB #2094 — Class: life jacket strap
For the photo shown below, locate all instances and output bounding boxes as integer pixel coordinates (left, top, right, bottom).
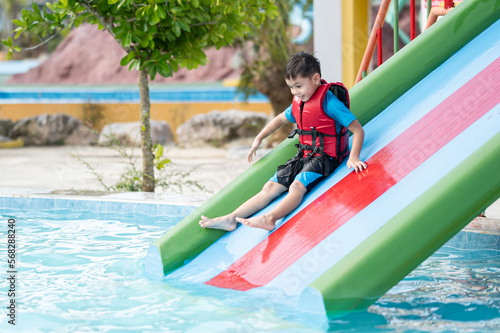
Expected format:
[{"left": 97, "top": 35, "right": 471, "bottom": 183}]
[
  {"left": 289, "top": 127, "right": 348, "bottom": 177},
  {"left": 288, "top": 127, "right": 345, "bottom": 156},
  {"left": 288, "top": 128, "right": 344, "bottom": 139}
]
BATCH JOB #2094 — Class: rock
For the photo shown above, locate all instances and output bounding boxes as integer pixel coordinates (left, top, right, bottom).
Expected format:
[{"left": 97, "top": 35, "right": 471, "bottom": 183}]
[
  {"left": 98, "top": 120, "right": 175, "bottom": 147},
  {"left": 0, "top": 119, "right": 13, "bottom": 136},
  {"left": 9, "top": 114, "right": 88, "bottom": 145},
  {"left": 65, "top": 125, "right": 99, "bottom": 146},
  {"left": 176, "top": 110, "right": 269, "bottom": 148}
]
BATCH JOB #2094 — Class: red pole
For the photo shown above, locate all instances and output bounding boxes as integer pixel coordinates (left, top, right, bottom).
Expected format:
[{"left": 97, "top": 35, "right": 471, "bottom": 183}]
[
  {"left": 410, "top": 0, "right": 416, "bottom": 40},
  {"left": 377, "top": 27, "right": 383, "bottom": 66},
  {"left": 355, "top": 0, "right": 391, "bottom": 83}
]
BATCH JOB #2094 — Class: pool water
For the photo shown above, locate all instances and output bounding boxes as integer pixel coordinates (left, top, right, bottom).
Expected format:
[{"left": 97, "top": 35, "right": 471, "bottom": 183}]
[{"left": 1, "top": 207, "right": 499, "bottom": 332}]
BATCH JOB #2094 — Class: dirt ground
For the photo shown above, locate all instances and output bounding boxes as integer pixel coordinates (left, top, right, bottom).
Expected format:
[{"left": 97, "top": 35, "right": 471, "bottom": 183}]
[{"left": 0, "top": 145, "right": 257, "bottom": 197}]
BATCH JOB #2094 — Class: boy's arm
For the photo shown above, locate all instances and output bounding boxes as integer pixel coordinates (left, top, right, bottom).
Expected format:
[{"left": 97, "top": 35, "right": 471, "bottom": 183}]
[
  {"left": 346, "top": 119, "right": 368, "bottom": 173},
  {"left": 247, "top": 112, "right": 289, "bottom": 163}
]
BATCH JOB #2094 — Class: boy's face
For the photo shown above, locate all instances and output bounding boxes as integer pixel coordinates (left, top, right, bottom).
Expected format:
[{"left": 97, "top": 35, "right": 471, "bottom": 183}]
[{"left": 285, "top": 73, "right": 321, "bottom": 102}]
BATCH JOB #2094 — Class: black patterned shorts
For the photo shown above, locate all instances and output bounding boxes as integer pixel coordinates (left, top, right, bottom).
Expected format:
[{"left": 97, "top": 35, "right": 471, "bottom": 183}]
[{"left": 270, "top": 154, "right": 341, "bottom": 192}]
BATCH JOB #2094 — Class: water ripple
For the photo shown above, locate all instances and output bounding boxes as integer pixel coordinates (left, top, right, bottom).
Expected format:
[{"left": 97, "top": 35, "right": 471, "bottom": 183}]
[{"left": 0, "top": 210, "right": 498, "bottom": 332}]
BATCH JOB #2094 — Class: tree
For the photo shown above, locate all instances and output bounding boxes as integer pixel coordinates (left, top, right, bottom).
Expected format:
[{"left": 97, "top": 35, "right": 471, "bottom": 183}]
[
  {"left": 2, "top": 0, "right": 277, "bottom": 191},
  {"left": 0, "top": 0, "right": 58, "bottom": 57},
  {"left": 237, "top": 0, "right": 312, "bottom": 145},
  {"left": 1, "top": 0, "right": 25, "bottom": 40}
]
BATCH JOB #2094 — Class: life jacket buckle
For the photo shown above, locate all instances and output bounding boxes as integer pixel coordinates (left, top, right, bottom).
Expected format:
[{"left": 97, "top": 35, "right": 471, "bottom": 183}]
[{"left": 288, "top": 129, "right": 299, "bottom": 139}]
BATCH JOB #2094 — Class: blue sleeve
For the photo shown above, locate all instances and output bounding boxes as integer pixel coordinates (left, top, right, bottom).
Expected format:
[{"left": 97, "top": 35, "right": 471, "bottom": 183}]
[
  {"left": 284, "top": 104, "right": 296, "bottom": 123},
  {"left": 323, "top": 90, "right": 356, "bottom": 128}
]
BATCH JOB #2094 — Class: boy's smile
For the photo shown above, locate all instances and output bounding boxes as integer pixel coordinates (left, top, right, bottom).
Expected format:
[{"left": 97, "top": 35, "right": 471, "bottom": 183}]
[{"left": 285, "top": 73, "right": 321, "bottom": 102}]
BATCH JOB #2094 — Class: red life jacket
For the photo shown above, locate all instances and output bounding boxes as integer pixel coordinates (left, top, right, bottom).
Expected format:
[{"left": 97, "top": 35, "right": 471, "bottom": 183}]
[{"left": 290, "top": 81, "right": 350, "bottom": 162}]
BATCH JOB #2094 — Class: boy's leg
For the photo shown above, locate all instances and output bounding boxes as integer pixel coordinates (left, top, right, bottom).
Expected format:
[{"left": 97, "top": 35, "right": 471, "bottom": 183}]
[
  {"left": 237, "top": 180, "right": 307, "bottom": 231},
  {"left": 199, "top": 180, "right": 287, "bottom": 231},
  {"left": 238, "top": 155, "right": 337, "bottom": 230}
]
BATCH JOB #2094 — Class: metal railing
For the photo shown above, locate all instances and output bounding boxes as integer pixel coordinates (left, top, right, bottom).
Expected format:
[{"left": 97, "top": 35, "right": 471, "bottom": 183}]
[{"left": 355, "top": 0, "right": 462, "bottom": 84}]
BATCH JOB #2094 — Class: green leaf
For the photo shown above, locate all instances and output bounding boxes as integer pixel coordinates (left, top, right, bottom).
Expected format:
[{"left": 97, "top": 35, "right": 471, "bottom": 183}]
[
  {"left": 170, "top": 59, "right": 179, "bottom": 73},
  {"left": 124, "top": 32, "right": 132, "bottom": 47},
  {"left": 32, "top": 2, "right": 42, "bottom": 18},
  {"left": 157, "top": 61, "right": 173, "bottom": 77},
  {"left": 148, "top": 65, "right": 157, "bottom": 81},
  {"left": 265, "top": 4, "right": 279, "bottom": 19},
  {"left": 173, "top": 21, "right": 181, "bottom": 37},
  {"left": 178, "top": 20, "right": 190, "bottom": 32},
  {"left": 120, "top": 52, "right": 135, "bottom": 66},
  {"left": 153, "top": 144, "right": 164, "bottom": 158},
  {"left": 117, "top": 0, "right": 127, "bottom": 9},
  {"left": 139, "top": 37, "right": 149, "bottom": 48},
  {"left": 129, "top": 59, "right": 141, "bottom": 71},
  {"left": 12, "top": 19, "right": 24, "bottom": 27},
  {"left": 157, "top": 6, "right": 166, "bottom": 19},
  {"left": 14, "top": 28, "right": 23, "bottom": 40},
  {"left": 155, "top": 159, "right": 171, "bottom": 170},
  {"left": 74, "top": 15, "right": 82, "bottom": 28},
  {"left": 1, "top": 37, "right": 12, "bottom": 47},
  {"left": 165, "top": 31, "right": 176, "bottom": 42},
  {"left": 150, "top": 13, "right": 160, "bottom": 25}
]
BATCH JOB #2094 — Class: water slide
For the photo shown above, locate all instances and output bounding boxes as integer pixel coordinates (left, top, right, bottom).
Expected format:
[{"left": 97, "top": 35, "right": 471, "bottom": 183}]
[{"left": 146, "top": 0, "right": 500, "bottom": 313}]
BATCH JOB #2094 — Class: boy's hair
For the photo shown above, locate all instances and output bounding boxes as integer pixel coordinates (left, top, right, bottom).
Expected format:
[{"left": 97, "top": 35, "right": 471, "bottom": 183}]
[{"left": 284, "top": 52, "right": 321, "bottom": 80}]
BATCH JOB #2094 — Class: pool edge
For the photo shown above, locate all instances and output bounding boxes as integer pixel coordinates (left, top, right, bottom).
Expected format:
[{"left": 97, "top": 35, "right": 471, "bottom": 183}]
[{"left": 0, "top": 188, "right": 205, "bottom": 216}]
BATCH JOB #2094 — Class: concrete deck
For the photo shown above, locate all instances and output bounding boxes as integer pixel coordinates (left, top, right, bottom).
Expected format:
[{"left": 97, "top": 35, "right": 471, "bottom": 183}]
[{"left": 0, "top": 145, "right": 498, "bottom": 231}]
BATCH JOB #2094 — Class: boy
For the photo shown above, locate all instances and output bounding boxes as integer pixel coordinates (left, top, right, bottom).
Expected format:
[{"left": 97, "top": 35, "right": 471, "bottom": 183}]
[{"left": 199, "top": 52, "right": 367, "bottom": 231}]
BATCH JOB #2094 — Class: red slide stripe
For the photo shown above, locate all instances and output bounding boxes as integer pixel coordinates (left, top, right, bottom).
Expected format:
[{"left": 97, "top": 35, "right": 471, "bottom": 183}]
[{"left": 206, "top": 58, "right": 500, "bottom": 291}]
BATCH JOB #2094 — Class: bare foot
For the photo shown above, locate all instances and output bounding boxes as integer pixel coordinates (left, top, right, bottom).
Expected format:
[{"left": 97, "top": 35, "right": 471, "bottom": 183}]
[
  {"left": 236, "top": 215, "right": 276, "bottom": 231},
  {"left": 199, "top": 215, "right": 238, "bottom": 231}
]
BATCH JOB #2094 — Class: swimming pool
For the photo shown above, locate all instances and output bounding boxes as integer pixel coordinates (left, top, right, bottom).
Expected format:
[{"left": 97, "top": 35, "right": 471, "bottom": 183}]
[
  {"left": 0, "top": 85, "right": 269, "bottom": 103},
  {"left": 1, "top": 195, "right": 499, "bottom": 332}
]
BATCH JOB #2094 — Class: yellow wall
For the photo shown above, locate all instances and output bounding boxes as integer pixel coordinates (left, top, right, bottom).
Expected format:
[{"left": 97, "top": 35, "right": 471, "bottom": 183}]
[
  {"left": 342, "top": 0, "right": 370, "bottom": 89},
  {"left": 0, "top": 101, "right": 273, "bottom": 141}
]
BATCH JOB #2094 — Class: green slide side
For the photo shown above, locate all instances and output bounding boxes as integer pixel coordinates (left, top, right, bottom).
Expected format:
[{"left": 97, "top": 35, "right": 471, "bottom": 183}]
[
  {"left": 312, "top": 132, "right": 500, "bottom": 313},
  {"left": 310, "top": 0, "right": 500, "bottom": 312},
  {"left": 152, "top": 0, "right": 500, "bottom": 275}
]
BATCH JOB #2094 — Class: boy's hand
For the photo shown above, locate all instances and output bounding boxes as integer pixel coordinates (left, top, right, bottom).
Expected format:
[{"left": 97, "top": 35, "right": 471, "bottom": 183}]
[
  {"left": 346, "top": 120, "right": 367, "bottom": 173},
  {"left": 247, "top": 112, "right": 288, "bottom": 163},
  {"left": 347, "top": 156, "right": 367, "bottom": 173},
  {"left": 247, "top": 138, "right": 262, "bottom": 163}
]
